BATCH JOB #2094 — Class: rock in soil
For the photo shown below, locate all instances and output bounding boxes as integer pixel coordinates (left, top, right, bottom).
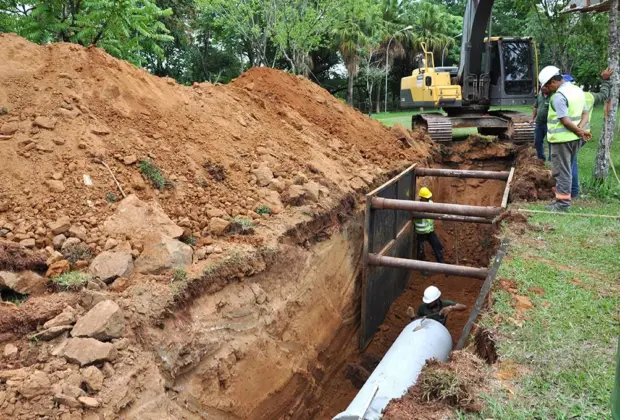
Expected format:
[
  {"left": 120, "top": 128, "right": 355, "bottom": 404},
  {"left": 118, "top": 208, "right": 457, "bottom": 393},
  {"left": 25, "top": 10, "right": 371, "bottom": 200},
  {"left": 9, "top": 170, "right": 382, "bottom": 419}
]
[
  {"left": 78, "top": 395, "right": 100, "bottom": 408},
  {"left": 62, "top": 337, "right": 117, "bottom": 366},
  {"left": 0, "top": 270, "right": 47, "bottom": 294},
  {"left": 81, "top": 365, "right": 104, "bottom": 392},
  {"left": 134, "top": 233, "right": 193, "bottom": 275},
  {"left": 19, "top": 370, "right": 51, "bottom": 399},
  {"left": 3, "top": 343, "right": 18, "bottom": 359},
  {"left": 88, "top": 250, "right": 133, "bottom": 284},
  {"left": 46, "top": 259, "right": 70, "bottom": 278},
  {"left": 71, "top": 300, "right": 124, "bottom": 341},
  {"left": 103, "top": 194, "right": 184, "bottom": 240},
  {"left": 33, "top": 325, "right": 73, "bottom": 341},
  {"left": 43, "top": 307, "right": 76, "bottom": 329}
]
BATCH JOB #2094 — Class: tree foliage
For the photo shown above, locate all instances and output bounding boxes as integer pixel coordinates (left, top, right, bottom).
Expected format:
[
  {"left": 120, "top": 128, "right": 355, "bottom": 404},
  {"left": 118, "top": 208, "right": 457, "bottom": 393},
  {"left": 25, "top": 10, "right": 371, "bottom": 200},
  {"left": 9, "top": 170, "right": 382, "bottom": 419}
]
[{"left": 0, "top": 0, "right": 174, "bottom": 65}]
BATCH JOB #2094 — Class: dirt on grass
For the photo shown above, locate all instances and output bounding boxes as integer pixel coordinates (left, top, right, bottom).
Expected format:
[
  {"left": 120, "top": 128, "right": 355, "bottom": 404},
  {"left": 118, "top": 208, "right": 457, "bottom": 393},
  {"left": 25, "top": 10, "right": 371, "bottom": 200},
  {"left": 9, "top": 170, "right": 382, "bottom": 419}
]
[{"left": 382, "top": 351, "right": 489, "bottom": 419}]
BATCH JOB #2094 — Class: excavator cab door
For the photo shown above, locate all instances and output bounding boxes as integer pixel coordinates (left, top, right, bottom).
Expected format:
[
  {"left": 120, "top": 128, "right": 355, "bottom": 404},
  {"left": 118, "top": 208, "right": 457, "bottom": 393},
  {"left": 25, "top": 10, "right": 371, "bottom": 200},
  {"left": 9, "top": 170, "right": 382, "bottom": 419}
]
[{"left": 488, "top": 38, "right": 537, "bottom": 107}]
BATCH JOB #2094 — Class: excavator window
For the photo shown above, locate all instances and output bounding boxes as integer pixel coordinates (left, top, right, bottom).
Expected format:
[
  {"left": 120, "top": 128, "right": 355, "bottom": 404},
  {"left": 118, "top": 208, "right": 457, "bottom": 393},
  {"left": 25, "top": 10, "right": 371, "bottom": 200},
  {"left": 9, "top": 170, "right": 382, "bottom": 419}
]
[
  {"left": 501, "top": 41, "right": 534, "bottom": 95},
  {"left": 425, "top": 76, "right": 432, "bottom": 87}
]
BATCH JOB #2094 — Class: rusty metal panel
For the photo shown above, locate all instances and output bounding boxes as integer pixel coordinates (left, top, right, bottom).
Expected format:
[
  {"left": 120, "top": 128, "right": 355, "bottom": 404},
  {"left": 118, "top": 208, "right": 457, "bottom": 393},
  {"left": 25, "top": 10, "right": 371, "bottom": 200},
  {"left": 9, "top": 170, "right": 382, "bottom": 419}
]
[
  {"left": 360, "top": 164, "right": 417, "bottom": 350},
  {"left": 361, "top": 225, "right": 414, "bottom": 349}
]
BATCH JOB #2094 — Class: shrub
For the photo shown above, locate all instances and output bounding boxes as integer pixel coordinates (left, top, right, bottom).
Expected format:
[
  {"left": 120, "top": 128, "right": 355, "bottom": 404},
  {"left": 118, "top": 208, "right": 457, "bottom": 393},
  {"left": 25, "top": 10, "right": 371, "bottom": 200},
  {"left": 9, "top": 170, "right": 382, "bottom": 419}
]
[{"left": 105, "top": 191, "right": 119, "bottom": 203}]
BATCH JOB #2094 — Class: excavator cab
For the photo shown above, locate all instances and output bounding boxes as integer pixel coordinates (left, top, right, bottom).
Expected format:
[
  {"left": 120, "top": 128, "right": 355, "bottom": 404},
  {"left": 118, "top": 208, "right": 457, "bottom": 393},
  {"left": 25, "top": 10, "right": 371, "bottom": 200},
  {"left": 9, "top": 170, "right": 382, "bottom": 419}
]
[{"left": 485, "top": 37, "right": 537, "bottom": 107}]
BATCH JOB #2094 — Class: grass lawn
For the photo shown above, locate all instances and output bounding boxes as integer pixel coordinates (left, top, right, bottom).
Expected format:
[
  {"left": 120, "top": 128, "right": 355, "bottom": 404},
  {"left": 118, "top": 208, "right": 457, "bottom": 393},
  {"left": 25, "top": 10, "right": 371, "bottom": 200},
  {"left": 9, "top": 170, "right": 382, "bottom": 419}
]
[{"left": 374, "top": 105, "right": 620, "bottom": 418}]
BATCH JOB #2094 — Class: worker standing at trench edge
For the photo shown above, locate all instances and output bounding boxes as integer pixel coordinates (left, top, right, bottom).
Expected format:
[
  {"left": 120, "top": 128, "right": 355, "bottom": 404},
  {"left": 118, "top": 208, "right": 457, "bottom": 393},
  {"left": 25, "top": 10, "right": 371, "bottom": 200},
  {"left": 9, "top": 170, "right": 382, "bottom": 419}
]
[
  {"left": 414, "top": 187, "right": 444, "bottom": 264},
  {"left": 539, "top": 65, "right": 592, "bottom": 211},
  {"left": 561, "top": 69, "right": 612, "bottom": 199},
  {"left": 406, "top": 286, "right": 467, "bottom": 326}
]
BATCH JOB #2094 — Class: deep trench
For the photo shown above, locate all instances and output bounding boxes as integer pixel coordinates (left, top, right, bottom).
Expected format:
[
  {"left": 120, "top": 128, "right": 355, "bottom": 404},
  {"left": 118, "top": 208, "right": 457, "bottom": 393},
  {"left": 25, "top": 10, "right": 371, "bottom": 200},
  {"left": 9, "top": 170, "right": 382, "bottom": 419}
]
[{"left": 305, "top": 159, "right": 510, "bottom": 419}]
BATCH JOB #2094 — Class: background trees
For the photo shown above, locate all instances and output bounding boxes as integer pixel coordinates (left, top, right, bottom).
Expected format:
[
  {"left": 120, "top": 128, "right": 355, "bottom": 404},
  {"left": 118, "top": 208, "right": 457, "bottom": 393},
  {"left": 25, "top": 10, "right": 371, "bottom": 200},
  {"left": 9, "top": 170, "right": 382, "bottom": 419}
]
[{"left": 0, "top": 0, "right": 612, "bottom": 105}]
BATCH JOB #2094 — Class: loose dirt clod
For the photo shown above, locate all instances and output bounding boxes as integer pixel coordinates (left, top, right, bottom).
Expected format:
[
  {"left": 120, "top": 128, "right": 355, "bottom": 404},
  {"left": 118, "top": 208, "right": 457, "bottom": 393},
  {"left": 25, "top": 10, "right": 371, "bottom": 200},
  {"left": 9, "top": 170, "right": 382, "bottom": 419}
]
[{"left": 383, "top": 351, "right": 489, "bottom": 419}]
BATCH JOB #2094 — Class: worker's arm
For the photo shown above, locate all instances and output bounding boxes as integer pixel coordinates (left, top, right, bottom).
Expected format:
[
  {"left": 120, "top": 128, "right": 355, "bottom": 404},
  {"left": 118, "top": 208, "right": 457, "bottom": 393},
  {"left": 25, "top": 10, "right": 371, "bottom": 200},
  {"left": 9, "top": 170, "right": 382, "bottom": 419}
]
[
  {"left": 439, "top": 303, "right": 467, "bottom": 316},
  {"left": 560, "top": 116, "right": 592, "bottom": 140},
  {"left": 578, "top": 110, "right": 590, "bottom": 130},
  {"left": 584, "top": 68, "right": 613, "bottom": 106},
  {"left": 530, "top": 97, "right": 538, "bottom": 125}
]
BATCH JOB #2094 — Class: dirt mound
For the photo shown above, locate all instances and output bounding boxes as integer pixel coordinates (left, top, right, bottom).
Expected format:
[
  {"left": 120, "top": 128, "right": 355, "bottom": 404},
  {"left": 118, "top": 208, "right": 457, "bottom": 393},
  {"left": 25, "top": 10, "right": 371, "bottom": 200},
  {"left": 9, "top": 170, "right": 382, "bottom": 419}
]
[
  {"left": 511, "top": 146, "right": 555, "bottom": 201},
  {"left": 442, "top": 135, "right": 516, "bottom": 163},
  {"left": 383, "top": 351, "right": 489, "bottom": 419},
  {"left": 0, "top": 33, "right": 435, "bottom": 261}
]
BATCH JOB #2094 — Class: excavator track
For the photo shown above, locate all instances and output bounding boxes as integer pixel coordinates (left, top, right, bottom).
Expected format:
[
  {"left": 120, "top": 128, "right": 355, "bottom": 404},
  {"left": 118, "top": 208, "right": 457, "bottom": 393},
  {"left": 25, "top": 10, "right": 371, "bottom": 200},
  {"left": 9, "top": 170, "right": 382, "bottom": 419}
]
[
  {"left": 413, "top": 111, "right": 534, "bottom": 143},
  {"left": 412, "top": 114, "right": 453, "bottom": 143}
]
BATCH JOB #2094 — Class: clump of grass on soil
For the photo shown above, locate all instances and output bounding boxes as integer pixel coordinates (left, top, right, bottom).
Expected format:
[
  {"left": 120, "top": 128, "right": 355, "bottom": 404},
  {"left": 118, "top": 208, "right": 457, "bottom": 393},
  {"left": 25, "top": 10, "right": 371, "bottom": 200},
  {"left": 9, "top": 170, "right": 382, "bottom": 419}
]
[
  {"left": 180, "top": 234, "right": 198, "bottom": 246},
  {"left": 203, "top": 160, "right": 226, "bottom": 182},
  {"left": 228, "top": 217, "right": 255, "bottom": 235},
  {"left": 255, "top": 205, "right": 272, "bottom": 215},
  {"left": 62, "top": 243, "right": 92, "bottom": 264},
  {"left": 170, "top": 267, "right": 188, "bottom": 297},
  {"left": 52, "top": 271, "right": 91, "bottom": 291},
  {"left": 139, "top": 159, "right": 169, "bottom": 190},
  {"left": 105, "top": 191, "right": 119, "bottom": 203}
]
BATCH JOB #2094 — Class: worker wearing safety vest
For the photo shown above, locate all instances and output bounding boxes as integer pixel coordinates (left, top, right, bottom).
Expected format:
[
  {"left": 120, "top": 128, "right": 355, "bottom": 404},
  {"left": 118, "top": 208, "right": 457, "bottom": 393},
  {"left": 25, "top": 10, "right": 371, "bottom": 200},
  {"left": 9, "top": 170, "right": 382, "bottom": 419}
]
[
  {"left": 539, "top": 66, "right": 592, "bottom": 211},
  {"left": 414, "top": 187, "right": 444, "bottom": 264},
  {"left": 563, "top": 69, "right": 613, "bottom": 199}
]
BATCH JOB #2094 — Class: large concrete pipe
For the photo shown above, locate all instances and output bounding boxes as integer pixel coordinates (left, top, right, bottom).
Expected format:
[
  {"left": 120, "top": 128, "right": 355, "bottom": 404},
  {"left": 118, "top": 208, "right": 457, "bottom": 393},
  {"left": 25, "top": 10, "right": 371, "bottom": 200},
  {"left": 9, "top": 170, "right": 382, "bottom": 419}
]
[{"left": 333, "top": 318, "right": 452, "bottom": 420}]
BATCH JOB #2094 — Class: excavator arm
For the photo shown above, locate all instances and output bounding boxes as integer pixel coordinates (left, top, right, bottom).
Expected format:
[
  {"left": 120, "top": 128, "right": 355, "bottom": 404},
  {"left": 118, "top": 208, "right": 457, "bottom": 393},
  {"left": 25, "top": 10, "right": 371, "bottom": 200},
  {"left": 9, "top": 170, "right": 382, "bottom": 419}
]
[{"left": 458, "top": 0, "right": 495, "bottom": 107}]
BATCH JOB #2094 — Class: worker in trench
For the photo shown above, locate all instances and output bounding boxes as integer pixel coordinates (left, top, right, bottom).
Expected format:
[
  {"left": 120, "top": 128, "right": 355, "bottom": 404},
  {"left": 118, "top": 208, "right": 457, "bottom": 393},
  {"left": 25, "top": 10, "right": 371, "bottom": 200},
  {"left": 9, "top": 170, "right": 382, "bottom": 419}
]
[
  {"left": 414, "top": 187, "right": 444, "bottom": 264},
  {"left": 406, "top": 286, "right": 467, "bottom": 326}
]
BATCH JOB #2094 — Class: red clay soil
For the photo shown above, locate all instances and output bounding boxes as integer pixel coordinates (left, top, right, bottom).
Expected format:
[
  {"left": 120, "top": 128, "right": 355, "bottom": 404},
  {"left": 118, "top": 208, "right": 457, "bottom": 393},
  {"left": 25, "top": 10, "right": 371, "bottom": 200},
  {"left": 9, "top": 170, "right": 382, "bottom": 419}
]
[{"left": 0, "top": 33, "right": 435, "bottom": 257}]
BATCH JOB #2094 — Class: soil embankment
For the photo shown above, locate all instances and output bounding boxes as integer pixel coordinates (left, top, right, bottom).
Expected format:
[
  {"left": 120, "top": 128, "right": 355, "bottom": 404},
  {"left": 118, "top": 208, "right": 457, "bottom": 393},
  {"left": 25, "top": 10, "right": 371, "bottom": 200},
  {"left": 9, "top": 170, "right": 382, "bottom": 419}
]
[{"left": 0, "top": 34, "right": 553, "bottom": 420}]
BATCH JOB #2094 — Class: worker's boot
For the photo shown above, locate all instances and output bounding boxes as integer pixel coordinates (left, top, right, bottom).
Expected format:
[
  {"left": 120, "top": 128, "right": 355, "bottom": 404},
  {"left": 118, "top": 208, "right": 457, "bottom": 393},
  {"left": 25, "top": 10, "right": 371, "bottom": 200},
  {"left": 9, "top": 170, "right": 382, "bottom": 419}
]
[{"left": 547, "top": 200, "right": 570, "bottom": 212}]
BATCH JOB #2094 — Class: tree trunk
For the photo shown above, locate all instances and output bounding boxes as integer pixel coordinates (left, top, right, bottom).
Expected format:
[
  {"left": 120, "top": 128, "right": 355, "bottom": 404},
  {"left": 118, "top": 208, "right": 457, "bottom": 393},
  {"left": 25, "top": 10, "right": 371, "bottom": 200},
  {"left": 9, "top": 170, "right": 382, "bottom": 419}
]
[
  {"left": 376, "top": 83, "right": 382, "bottom": 114},
  {"left": 594, "top": 0, "right": 620, "bottom": 181},
  {"left": 347, "top": 73, "right": 354, "bottom": 106}
]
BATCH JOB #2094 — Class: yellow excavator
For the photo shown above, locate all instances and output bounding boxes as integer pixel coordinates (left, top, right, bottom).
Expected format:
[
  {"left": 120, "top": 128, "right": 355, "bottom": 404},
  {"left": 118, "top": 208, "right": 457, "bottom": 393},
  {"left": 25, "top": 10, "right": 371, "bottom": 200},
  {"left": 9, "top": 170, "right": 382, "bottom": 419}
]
[{"left": 400, "top": 0, "right": 538, "bottom": 142}]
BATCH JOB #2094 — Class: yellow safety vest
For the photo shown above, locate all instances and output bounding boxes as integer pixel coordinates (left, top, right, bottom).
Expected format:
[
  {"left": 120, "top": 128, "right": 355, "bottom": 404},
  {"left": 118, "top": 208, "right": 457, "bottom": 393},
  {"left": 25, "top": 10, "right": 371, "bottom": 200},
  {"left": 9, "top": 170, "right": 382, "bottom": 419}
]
[
  {"left": 547, "top": 83, "right": 586, "bottom": 143},
  {"left": 414, "top": 200, "right": 434, "bottom": 234}
]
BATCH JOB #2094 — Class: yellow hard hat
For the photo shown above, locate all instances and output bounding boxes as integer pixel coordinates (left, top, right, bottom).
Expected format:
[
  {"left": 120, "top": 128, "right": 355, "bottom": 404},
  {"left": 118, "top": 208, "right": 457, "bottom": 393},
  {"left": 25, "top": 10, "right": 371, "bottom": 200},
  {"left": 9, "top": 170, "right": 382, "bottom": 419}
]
[{"left": 419, "top": 187, "right": 432, "bottom": 199}]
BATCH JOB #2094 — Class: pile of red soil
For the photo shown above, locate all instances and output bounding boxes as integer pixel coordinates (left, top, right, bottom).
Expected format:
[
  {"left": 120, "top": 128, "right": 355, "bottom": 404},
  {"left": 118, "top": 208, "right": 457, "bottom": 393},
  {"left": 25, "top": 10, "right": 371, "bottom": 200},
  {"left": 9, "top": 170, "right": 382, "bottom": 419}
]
[{"left": 0, "top": 33, "right": 435, "bottom": 256}]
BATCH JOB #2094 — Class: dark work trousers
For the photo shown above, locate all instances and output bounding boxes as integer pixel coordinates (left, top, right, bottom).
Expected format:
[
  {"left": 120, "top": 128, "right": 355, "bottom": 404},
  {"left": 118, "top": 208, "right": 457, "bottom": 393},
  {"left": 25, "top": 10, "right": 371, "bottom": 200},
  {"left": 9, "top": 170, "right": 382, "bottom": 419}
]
[
  {"left": 416, "top": 232, "right": 444, "bottom": 263},
  {"left": 534, "top": 123, "right": 547, "bottom": 161}
]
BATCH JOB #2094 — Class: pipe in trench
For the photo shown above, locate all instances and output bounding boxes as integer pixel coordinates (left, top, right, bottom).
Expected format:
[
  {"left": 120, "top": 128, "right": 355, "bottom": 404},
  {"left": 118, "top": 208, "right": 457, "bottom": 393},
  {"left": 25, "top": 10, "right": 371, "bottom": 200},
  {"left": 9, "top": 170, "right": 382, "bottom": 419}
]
[
  {"left": 370, "top": 197, "right": 501, "bottom": 218},
  {"left": 368, "top": 254, "right": 489, "bottom": 280},
  {"left": 415, "top": 167, "right": 510, "bottom": 180},
  {"left": 332, "top": 318, "right": 452, "bottom": 420}
]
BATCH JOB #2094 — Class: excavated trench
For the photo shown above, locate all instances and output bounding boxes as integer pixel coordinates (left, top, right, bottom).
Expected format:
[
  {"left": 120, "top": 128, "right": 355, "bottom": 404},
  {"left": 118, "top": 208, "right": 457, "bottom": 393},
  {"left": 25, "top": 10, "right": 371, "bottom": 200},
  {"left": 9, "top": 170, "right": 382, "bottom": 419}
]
[{"left": 163, "top": 159, "right": 511, "bottom": 420}]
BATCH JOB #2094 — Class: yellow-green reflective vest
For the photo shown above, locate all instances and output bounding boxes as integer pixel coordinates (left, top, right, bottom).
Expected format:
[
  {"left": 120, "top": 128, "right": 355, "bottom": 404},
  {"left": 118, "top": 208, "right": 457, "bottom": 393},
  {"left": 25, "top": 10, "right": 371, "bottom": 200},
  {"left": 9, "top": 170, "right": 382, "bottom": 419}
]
[
  {"left": 414, "top": 200, "right": 434, "bottom": 234},
  {"left": 584, "top": 92, "right": 595, "bottom": 132},
  {"left": 547, "top": 83, "right": 586, "bottom": 143}
]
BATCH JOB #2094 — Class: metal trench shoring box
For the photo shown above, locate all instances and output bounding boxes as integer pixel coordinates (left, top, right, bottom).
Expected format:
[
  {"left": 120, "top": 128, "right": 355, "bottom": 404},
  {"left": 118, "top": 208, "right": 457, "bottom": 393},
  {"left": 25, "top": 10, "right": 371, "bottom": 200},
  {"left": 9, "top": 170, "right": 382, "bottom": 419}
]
[
  {"left": 360, "top": 164, "right": 514, "bottom": 350},
  {"left": 360, "top": 164, "right": 417, "bottom": 350}
]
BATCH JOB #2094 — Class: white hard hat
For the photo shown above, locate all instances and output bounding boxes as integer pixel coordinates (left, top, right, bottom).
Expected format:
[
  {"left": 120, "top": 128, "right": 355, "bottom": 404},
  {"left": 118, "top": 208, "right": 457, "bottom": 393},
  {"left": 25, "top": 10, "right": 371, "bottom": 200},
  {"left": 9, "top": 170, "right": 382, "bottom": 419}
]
[
  {"left": 539, "top": 65, "right": 561, "bottom": 86},
  {"left": 423, "top": 286, "right": 441, "bottom": 304}
]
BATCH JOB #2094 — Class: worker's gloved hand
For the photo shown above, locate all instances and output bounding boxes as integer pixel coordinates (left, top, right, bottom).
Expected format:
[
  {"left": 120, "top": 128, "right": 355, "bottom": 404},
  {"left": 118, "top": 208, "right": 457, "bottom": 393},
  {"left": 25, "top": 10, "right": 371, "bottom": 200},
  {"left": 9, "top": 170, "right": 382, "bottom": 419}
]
[
  {"left": 406, "top": 306, "right": 416, "bottom": 320},
  {"left": 439, "top": 306, "right": 452, "bottom": 316},
  {"left": 602, "top": 67, "right": 613, "bottom": 80}
]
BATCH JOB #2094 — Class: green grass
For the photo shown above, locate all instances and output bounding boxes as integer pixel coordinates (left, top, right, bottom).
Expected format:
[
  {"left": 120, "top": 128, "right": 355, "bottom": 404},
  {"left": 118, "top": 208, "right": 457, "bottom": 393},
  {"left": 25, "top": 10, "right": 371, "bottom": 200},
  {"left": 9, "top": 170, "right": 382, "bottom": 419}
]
[
  {"left": 52, "top": 271, "right": 91, "bottom": 290},
  {"left": 471, "top": 201, "right": 620, "bottom": 419},
  {"left": 170, "top": 267, "right": 188, "bottom": 297},
  {"left": 139, "top": 159, "right": 169, "bottom": 191}
]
